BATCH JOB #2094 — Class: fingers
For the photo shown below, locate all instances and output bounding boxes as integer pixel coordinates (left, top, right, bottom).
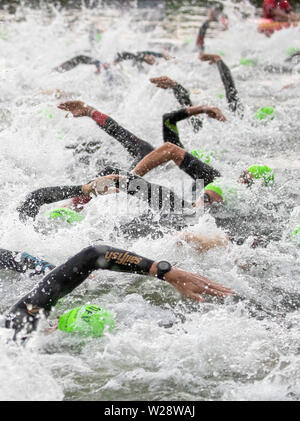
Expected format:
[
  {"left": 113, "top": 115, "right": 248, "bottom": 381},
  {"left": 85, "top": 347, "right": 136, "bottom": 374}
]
[
  {"left": 189, "top": 274, "right": 234, "bottom": 296},
  {"left": 185, "top": 292, "right": 205, "bottom": 303},
  {"left": 57, "top": 103, "right": 68, "bottom": 110},
  {"left": 174, "top": 283, "right": 205, "bottom": 302}
]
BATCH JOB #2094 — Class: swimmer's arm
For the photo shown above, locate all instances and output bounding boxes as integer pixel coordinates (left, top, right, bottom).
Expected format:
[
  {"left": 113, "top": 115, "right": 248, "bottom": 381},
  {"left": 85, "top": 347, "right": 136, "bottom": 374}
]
[
  {"left": 45, "top": 175, "right": 122, "bottom": 213},
  {"left": 196, "top": 20, "right": 210, "bottom": 51},
  {"left": 176, "top": 232, "right": 229, "bottom": 253},
  {"left": 162, "top": 109, "right": 188, "bottom": 147},
  {"left": 0, "top": 248, "right": 55, "bottom": 275},
  {"left": 216, "top": 59, "right": 244, "bottom": 117},
  {"left": 132, "top": 142, "right": 185, "bottom": 177},
  {"left": 5, "top": 244, "right": 233, "bottom": 337},
  {"left": 17, "top": 185, "right": 86, "bottom": 220},
  {"left": 150, "top": 77, "right": 203, "bottom": 132},
  {"left": 114, "top": 51, "right": 141, "bottom": 64},
  {"left": 54, "top": 55, "right": 98, "bottom": 72},
  {"left": 150, "top": 76, "right": 192, "bottom": 106},
  {"left": 70, "top": 245, "right": 234, "bottom": 301},
  {"left": 138, "top": 51, "right": 170, "bottom": 60},
  {"left": 199, "top": 54, "right": 244, "bottom": 117}
]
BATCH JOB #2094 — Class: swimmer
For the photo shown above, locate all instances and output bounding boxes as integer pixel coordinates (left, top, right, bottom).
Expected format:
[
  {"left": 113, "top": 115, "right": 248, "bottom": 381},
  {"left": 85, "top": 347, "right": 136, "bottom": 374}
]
[
  {"left": 198, "top": 53, "right": 244, "bottom": 116},
  {"left": 57, "top": 100, "right": 225, "bottom": 169},
  {"left": 150, "top": 76, "right": 226, "bottom": 134},
  {"left": 196, "top": 3, "right": 228, "bottom": 52},
  {"left": 0, "top": 248, "right": 55, "bottom": 277},
  {"left": 54, "top": 51, "right": 171, "bottom": 73},
  {"left": 17, "top": 174, "right": 123, "bottom": 221},
  {"left": 4, "top": 245, "right": 233, "bottom": 338}
]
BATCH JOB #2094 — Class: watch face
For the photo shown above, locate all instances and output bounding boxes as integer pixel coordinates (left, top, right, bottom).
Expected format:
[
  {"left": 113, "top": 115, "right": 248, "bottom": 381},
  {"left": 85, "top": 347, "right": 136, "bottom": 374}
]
[{"left": 158, "top": 261, "right": 171, "bottom": 271}]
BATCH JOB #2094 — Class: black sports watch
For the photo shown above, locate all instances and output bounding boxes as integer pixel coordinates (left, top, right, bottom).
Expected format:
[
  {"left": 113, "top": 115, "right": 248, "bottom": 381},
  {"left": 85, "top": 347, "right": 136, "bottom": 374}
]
[{"left": 156, "top": 261, "right": 172, "bottom": 280}]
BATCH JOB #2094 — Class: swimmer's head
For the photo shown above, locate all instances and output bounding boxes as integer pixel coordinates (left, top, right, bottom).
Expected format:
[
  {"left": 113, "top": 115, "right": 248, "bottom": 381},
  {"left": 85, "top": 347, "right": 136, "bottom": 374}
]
[
  {"left": 203, "top": 183, "right": 224, "bottom": 204},
  {"left": 254, "top": 107, "right": 275, "bottom": 121},
  {"left": 239, "top": 165, "right": 274, "bottom": 186},
  {"left": 58, "top": 304, "right": 115, "bottom": 337}
]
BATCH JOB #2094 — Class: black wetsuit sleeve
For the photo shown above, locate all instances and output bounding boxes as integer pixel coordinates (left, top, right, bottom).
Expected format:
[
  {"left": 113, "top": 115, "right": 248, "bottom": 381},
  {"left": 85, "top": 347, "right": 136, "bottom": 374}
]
[
  {"left": 91, "top": 110, "right": 154, "bottom": 165},
  {"left": 171, "top": 84, "right": 203, "bottom": 132},
  {"left": 163, "top": 108, "right": 189, "bottom": 147},
  {"left": 179, "top": 151, "right": 220, "bottom": 185},
  {"left": 216, "top": 60, "right": 244, "bottom": 117},
  {"left": 55, "top": 55, "right": 99, "bottom": 72},
  {"left": 138, "top": 51, "right": 164, "bottom": 58},
  {"left": 196, "top": 20, "right": 210, "bottom": 52},
  {"left": 115, "top": 51, "right": 164, "bottom": 64},
  {"left": 5, "top": 245, "right": 155, "bottom": 335},
  {"left": 17, "top": 185, "right": 83, "bottom": 221},
  {"left": 114, "top": 52, "right": 142, "bottom": 63},
  {"left": 172, "top": 83, "right": 193, "bottom": 107},
  {"left": 0, "top": 248, "right": 55, "bottom": 276}
]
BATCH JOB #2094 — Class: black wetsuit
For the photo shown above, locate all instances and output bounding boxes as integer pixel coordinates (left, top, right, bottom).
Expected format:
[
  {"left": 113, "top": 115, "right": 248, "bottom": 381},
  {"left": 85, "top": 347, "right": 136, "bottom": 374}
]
[
  {"left": 196, "top": 20, "right": 210, "bottom": 52},
  {"left": 216, "top": 60, "right": 244, "bottom": 116},
  {"left": 162, "top": 90, "right": 202, "bottom": 137},
  {"left": 5, "top": 245, "right": 154, "bottom": 337},
  {"left": 161, "top": 60, "right": 243, "bottom": 119},
  {"left": 54, "top": 51, "right": 166, "bottom": 73},
  {"left": 17, "top": 185, "right": 83, "bottom": 221},
  {"left": 0, "top": 248, "right": 55, "bottom": 277},
  {"left": 17, "top": 168, "right": 190, "bottom": 222},
  {"left": 196, "top": 4, "right": 225, "bottom": 52},
  {"left": 90, "top": 109, "right": 221, "bottom": 184},
  {"left": 114, "top": 51, "right": 166, "bottom": 65},
  {"left": 54, "top": 55, "right": 101, "bottom": 72}
]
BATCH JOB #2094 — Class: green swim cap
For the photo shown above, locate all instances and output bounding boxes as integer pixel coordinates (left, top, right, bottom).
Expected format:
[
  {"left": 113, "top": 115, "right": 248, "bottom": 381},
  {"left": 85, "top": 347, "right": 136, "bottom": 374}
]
[
  {"left": 240, "top": 57, "right": 256, "bottom": 66},
  {"left": 291, "top": 226, "right": 300, "bottom": 236},
  {"left": 204, "top": 183, "right": 224, "bottom": 199},
  {"left": 45, "top": 208, "right": 85, "bottom": 224},
  {"left": 255, "top": 107, "right": 275, "bottom": 121},
  {"left": 58, "top": 305, "right": 115, "bottom": 337},
  {"left": 247, "top": 165, "right": 274, "bottom": 185},
  {"left": 290, "top": 226, "right": 300, "bottom": 246},
  {"left": 191, "top": 149, "right": 211, "bottom": 164},
  {"left": 287, "top": 47, "right": 300, "bottom": 56}
]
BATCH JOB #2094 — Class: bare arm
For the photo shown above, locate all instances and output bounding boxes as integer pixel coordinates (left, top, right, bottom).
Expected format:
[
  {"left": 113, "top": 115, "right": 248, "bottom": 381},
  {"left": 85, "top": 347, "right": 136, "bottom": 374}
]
[{"left": 132, "top": 142, "right": 185, "bottom": 177}]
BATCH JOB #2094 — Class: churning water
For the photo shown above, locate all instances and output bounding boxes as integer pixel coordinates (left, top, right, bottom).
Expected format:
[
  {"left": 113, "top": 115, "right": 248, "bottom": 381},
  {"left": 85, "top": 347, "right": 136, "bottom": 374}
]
[{"left": 0, "top": 0, "right": 299, "bottom": 401}]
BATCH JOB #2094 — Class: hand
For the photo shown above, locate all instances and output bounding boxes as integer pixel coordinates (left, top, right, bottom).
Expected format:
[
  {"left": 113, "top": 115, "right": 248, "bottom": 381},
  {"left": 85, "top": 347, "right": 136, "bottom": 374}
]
[
  {"left": 208, "top": 7, "right": 216, "bottom": 22},
  {"left": 199, "top": 53, "right": 222, "bottom": 64},
  {"left": 202, "top": 106, "right": 227, "bottom": 122},
  {"left": 162, "top": 52, "right": 172, "bottom": 60},
  {"left": 150, "top": 76, "right": 177, "bottom": 89},
  {"left": 83, "top": 174, "right": 125, "bottom": 196},
  {"left": 58, "top": 101, "right": 94, "bottom": 118},
  {"left": 143, "top": 55, "right": 156, "bottom": 65},
  {"left": 164, "top": 267, "right": 233, "bottom": 302}
]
